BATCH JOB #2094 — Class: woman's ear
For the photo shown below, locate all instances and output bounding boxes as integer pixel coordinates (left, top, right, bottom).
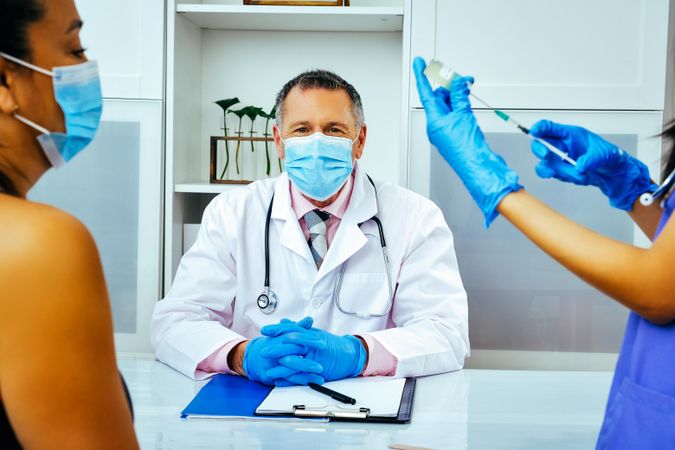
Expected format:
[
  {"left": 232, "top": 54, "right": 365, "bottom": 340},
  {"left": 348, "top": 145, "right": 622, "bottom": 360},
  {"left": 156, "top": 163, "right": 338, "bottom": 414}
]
[
  {"left": 0, "top": 87, "right": 19, "bottom": 116},
  {"left": 0, "top": 59, "right": 19, "bottom": 116}
]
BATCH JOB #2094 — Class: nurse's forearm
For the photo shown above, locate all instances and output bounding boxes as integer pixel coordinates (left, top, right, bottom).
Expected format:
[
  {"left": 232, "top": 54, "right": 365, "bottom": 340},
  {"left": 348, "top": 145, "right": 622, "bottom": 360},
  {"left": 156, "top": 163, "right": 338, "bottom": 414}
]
[{"left": 497, "top": 190, "right": 675, "bottom": 324}]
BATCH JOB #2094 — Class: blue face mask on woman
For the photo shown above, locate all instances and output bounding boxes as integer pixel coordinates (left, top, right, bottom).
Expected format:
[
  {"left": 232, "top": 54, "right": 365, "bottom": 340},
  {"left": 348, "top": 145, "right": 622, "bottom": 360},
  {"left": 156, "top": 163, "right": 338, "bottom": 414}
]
[
  {"left": 283, "top": 132, "right": 357, "bottom": 201},
  {"left": 0, "top": 52, "right": 103, "bottom": 168}
]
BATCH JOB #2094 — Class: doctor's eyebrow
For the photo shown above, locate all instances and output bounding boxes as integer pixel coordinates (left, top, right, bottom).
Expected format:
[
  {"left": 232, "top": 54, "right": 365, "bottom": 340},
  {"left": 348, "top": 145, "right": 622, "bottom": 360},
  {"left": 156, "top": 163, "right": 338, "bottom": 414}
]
[
  {"left": 323, "top": 121, "right": 350, "bottom": 129},
  {"left": 287, "top": 121, "right": 311, "bottom": 129},
  {"left": 66, "top": 19, "right": 84, "bottom": 33},
  {"left": 287, "top": 121, "right": 350, "bottom": 129}
]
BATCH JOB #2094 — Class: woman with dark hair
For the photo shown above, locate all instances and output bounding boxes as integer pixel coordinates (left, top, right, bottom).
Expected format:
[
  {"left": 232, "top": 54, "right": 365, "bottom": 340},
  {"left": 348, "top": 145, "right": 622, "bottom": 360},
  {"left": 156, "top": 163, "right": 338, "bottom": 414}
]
[
  {"left": 0, "top": 0, "right": 138, "bottom": 448},
  {"left": 414, "top": 57, "right": 675, "bottom": 449}
]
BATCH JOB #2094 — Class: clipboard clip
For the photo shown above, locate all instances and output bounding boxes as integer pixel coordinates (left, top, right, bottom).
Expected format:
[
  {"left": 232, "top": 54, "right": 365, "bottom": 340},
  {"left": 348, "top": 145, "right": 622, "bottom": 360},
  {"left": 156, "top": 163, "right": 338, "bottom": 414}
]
[{"left": 293, "top": 405, "right": 370, "bottom": 420}]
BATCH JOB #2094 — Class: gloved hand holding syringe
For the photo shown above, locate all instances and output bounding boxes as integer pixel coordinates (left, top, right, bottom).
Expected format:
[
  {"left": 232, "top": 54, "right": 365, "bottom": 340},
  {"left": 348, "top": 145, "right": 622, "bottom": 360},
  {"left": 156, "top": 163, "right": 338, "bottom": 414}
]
[{"left": 424, "top": 59, "right": 577, "bottom": 166}]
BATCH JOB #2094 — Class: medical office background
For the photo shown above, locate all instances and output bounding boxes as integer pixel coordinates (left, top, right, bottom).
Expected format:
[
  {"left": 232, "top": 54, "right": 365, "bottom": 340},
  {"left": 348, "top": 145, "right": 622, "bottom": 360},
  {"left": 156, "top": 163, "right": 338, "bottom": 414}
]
[{"left": 29, "top": 0, "right": 675, "bottom": 371}]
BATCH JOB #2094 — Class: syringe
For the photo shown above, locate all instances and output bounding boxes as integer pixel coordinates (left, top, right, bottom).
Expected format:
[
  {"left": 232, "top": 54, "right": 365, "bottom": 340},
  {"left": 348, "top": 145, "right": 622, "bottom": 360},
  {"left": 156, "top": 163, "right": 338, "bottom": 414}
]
[
  {"left": 424, "top": 59, "right": 577, "bottom": 166},
  {"left": 469, "top": 93, "right": 577, "bottom": 166}
]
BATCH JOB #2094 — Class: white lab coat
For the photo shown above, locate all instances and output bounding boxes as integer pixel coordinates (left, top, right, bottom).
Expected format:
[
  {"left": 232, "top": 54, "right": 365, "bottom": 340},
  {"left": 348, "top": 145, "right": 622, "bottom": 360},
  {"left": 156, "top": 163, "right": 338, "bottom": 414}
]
[{"left": 151, "top": 165, "right": 469, "bottom": 379}]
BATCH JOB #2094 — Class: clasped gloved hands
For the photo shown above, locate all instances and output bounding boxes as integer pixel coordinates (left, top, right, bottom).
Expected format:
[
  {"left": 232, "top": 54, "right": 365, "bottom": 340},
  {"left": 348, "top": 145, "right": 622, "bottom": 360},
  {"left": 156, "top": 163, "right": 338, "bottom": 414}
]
[
  {"left": 529, "top": 120, "right": 657, "bottom": 211},
  {"left": 413, "top": 56, "right": 523, "bottom": 227},
  {"left": 260, "top": 317, "right": 367, "bottom": 384},
  {"left": 243, "top": 316, "right": 325, "bottom": 386}
]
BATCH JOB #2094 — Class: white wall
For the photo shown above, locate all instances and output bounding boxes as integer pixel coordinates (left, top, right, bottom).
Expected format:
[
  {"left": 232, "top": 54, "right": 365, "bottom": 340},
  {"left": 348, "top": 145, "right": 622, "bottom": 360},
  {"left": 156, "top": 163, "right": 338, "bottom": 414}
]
[{"left": 199, "top": 29, "right": 403, "bottom": 184}]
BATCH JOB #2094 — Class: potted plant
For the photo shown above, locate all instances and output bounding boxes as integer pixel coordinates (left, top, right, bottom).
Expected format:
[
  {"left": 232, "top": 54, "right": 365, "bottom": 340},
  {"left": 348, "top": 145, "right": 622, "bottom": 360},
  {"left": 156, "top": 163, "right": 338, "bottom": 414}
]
[
  {"left": 214, "top": 98, "right": 239, "bottom": 179},
  {"left": 260, "top": 106, "right": 277, "bottom": 176},
  {"left": 226, "top": 107, "right": 249, "bottom": 178}
]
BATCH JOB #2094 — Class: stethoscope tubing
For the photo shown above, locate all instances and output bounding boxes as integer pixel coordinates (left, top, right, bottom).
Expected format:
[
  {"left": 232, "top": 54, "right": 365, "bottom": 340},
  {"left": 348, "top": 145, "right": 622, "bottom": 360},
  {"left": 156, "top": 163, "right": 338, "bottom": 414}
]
[
  {"left": 264, "top": 193, "right": 274, "bottom": 288},
  {"left": 333, "top": 215, "right": 394, "bottom": 319},
  {"left": 639, "top": 167, "right": 675, "bottom": 207},
  {"left": 259, "top": 175, "right": 395, "bottom": 318}
]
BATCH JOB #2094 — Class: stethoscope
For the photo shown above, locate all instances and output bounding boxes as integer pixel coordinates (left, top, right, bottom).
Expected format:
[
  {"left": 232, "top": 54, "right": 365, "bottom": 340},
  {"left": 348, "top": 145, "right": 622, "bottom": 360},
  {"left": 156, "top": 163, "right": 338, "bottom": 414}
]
[
  {"left": 257, "top": 176, "right": 395, "bottom": 319},
  {"left": 639, "top": 167, "right": 675, "bottom": 207}
]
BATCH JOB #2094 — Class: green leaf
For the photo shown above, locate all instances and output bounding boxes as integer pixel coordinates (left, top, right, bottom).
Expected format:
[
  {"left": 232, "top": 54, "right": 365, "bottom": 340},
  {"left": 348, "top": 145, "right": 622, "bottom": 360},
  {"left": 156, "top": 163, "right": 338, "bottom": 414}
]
[
  {"left": 215, "top": 97, "right": 240, "bottom": 114},
  {"left": 260, "top": 105, "right": 277, "bottom": 119},
  {"left": 244, "top": 106, "right": 264, "bottom": 122},
  {"left": 228, "top": 108, "right": 248, "bottom": 119}
]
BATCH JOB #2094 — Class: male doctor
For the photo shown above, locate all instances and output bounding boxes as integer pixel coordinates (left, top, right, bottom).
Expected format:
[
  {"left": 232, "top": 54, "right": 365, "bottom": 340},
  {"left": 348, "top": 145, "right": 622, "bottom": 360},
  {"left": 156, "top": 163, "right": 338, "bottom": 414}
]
[{"left": 151, "top": 70, "right": 469, "bottom": 385}]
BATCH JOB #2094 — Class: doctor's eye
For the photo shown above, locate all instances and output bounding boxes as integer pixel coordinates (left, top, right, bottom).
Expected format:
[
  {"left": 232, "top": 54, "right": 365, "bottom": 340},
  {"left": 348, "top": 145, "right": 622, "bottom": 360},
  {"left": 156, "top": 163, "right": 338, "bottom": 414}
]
[
  {"left": 293, "top": 127, "right": 311, "bottom": 134},
  {"left": 327, "top": 127, "right": 346, "bottom": 135},
  {"left": 71, "top": 48, "right": 88, "bottom": 60}
]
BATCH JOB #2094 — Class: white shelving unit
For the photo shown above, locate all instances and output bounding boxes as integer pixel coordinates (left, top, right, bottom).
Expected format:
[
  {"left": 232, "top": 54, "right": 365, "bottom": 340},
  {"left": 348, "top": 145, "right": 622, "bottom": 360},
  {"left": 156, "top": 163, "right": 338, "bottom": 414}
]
[
  {"left": 174, "top": 182, "right": 246, "bottom": 194},
  {"left": 177, "top": 4, "right": 404, "bottom": 31},
  {"left": 163, "top": 0, "right": 672, "bottom": 370},
  {"left": 403, "top": 0, "right": 670, "bottom": 371},
  {"left": 165, "top": 0, "right": 410, "bottom": 292}
]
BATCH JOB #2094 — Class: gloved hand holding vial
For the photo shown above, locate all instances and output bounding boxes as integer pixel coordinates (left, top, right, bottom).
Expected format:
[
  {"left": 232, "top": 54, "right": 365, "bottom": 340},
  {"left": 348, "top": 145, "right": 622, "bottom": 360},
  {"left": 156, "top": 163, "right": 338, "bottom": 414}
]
[{"left": 414, "top": 56, "right": 657, "bottom": 213}]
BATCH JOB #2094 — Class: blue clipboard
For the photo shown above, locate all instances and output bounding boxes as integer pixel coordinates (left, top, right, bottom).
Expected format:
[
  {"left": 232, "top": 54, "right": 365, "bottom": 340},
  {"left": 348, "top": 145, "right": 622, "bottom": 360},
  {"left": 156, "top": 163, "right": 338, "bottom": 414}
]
[{"left": 180, "top": 374, "right": 273, "bottom": 419}]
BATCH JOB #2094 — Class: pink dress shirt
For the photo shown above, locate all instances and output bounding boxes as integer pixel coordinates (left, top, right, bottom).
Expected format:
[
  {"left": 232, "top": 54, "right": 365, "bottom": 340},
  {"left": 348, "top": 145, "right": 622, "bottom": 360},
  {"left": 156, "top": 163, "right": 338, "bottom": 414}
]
[{"left": 198, "top": 173, "right": 397, "bottom": 377}]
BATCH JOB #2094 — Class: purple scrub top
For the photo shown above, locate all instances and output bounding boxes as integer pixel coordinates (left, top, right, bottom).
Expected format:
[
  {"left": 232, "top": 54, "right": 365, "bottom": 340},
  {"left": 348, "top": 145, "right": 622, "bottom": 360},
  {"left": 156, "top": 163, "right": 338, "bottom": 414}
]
[{"left": 596, "top": 191, "right": 675, "bottom": 449}]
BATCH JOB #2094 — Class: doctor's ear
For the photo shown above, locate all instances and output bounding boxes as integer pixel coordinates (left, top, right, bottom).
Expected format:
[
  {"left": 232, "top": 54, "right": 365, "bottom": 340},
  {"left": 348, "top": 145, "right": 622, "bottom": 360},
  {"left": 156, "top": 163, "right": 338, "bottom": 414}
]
[
  {"left": 353, "top": 124, "right": 367, "bottom": 160},
  {"left": 273, "top": 124, "right": 285, "bottom": 160}
]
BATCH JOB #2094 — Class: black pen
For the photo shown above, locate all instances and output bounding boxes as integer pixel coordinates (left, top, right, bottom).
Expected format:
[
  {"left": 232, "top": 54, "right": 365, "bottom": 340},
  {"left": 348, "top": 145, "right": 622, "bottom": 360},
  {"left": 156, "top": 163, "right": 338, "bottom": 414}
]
[{"left": 308, "top": 382, "right": 356, "bottom": 405}]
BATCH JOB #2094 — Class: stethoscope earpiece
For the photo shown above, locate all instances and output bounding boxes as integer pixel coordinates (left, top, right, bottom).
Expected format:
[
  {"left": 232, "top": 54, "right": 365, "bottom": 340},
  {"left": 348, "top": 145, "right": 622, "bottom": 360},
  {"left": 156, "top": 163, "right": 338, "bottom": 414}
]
[{"left": 639, "top": 192, "right": 655, "bottom": 207}]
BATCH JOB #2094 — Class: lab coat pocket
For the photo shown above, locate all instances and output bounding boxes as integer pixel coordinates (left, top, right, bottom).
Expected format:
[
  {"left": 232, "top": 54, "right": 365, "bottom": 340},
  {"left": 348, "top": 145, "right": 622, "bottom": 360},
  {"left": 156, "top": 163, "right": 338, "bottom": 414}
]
[
  {"left": 335, "top": 273, "right": 392, "bottom": 319},
  {"left": 596, "top": 378, "right": 675, "bottom": 450}
]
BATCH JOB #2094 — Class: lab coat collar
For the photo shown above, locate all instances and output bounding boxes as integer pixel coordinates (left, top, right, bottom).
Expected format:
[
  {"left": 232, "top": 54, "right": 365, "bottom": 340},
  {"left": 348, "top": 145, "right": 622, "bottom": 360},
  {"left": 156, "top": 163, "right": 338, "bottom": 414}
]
[
  {"left": 317, "top": 163, "right": 378, "bottom": 280},
  {"left": 343, "top": 162, "right": 379, "bottom": 225},
  {"left": 271, "top": 172, "right": 314, "bottom": 263},
  {"left": 269, "top": 165, "right": 379, "bottom": 279},
  {"left": 270, "top": 164, "right": 377, "bottom": 226}
]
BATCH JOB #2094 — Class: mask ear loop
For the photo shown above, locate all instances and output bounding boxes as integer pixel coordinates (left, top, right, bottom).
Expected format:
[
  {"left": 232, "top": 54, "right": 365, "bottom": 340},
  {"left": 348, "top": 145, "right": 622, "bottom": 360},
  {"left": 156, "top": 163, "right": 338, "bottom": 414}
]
[
  {"left": 11, "top": 103, "right": 50, "bottom": 135},
  {"left": 0, "top": 52, "right": 54, "bottom": 77},
  {"left": 0, "top": 54, "right": 53, "bottom": 134}
]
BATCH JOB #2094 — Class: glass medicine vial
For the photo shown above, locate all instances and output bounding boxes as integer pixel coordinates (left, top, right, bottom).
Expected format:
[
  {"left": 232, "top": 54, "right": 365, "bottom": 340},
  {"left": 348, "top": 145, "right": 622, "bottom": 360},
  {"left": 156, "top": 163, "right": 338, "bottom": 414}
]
[{"left": 424, "top": 59, "right": 461, "bottom": 89}]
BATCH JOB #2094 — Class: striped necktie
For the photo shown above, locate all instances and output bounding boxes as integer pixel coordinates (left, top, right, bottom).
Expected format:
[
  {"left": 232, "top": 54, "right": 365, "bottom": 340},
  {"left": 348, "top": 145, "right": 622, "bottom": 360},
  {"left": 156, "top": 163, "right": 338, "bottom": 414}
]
[{"left": 304, "top": 209, "right": 331, "bottom": 269}]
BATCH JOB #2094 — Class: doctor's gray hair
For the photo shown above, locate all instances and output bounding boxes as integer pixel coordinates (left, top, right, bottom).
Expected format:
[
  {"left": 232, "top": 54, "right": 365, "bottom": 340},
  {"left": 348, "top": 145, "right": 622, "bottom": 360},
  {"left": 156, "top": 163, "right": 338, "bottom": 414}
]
[{"left": 274, "top": 69, "right": 365, "bottom": 130}]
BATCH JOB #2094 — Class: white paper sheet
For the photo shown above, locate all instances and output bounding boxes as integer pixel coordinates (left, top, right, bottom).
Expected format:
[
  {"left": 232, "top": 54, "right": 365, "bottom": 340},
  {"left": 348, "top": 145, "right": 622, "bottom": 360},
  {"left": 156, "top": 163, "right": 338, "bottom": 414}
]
[{"left": 256, "top": 377, "right": 406, "bottom": 417}]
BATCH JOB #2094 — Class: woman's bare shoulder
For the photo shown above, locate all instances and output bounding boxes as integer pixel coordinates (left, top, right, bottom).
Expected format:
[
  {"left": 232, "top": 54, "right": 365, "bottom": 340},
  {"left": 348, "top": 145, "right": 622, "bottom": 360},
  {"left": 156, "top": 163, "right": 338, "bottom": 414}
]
[
  {"left": 0, "top": 195, "right": 94, "bottom": 255},
  {"left": 0, "top": 196, "right": 105, "bottom": 322}
]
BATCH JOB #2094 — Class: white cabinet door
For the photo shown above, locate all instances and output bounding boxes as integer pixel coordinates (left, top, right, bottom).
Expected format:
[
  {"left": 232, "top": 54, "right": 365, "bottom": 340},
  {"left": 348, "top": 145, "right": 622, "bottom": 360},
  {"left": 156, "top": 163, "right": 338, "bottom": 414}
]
[
  {"left": 30, "top": 100, "right": 163, "bottom": 353},
  {"left": 75, "top": 0, "right": 164, "bottom": 100},
  {"left": 409, "top": 0, "right": 669, "bottom": 111},
  {"left": 408, "top": 109, "right": 662, "bottom": 368}
]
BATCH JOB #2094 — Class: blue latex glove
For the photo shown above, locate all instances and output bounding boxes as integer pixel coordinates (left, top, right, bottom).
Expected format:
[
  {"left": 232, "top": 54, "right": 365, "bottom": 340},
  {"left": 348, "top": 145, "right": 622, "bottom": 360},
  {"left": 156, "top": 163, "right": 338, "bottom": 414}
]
[
  {"left": 529, "top": 120, "right": 657, "bottom": 211},
  {"left": 243, "top": 317, "right": 325, "bottom": 386},
  {"left": 261, "top": 318, "right": 367, "bottom": 383},
  {"left": 413, "top": 56, "right": 522, "bottom": 227}
]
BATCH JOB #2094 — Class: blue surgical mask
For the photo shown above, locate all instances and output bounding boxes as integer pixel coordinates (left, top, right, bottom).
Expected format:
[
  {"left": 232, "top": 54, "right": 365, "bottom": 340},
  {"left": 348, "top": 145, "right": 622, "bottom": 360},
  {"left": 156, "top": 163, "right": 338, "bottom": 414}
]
[
  {"left": 283, "top": 132, "right": 356, "bottom": 201},
  {"left": 1, "top": 52, "right": 103, "bottom": 168}
]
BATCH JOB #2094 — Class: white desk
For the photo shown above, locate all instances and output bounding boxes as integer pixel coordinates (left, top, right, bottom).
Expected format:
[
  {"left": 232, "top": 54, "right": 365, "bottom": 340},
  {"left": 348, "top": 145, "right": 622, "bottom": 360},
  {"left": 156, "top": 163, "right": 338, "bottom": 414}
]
[{"left": 118, "top": 356, "right": 613, "bottom": 450}]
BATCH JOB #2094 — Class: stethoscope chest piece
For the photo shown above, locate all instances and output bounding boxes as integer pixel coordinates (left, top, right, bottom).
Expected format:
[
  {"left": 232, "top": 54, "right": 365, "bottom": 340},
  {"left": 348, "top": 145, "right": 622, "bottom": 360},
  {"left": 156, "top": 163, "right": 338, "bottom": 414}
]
[
  {"left": 640, "top": 168, "right": 675, "bottom": 207},
  {"left": 257, "top": 288, "right": 278, "bottom": 314},
  {"left": 256, "top": 175, "right": 393, "bottom": 318}
]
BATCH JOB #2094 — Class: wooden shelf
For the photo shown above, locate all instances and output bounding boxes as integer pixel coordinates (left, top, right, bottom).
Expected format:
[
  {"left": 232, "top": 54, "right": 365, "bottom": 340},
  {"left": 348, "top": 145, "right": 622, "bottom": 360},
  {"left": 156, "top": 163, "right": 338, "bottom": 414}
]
[
  {"left": 175, "top": 182, "right": 248, "bottom": 194},
  {"left": 176, "top": 4, "right": 404, "bottom": 32}
]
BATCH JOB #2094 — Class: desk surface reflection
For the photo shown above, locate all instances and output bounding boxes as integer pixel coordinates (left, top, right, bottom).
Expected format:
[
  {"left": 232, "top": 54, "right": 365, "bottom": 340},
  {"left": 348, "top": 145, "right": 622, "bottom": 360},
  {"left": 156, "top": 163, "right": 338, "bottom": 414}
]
[{"left": 119, "top": 355, "right": 612, "bottom": 450}]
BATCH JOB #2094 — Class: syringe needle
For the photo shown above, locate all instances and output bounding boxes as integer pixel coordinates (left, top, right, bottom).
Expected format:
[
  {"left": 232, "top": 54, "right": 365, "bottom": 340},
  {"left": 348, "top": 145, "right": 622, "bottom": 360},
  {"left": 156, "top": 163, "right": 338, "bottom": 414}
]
[{"left": 468, "top": 93, "right": 577, "bottom": 166}]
